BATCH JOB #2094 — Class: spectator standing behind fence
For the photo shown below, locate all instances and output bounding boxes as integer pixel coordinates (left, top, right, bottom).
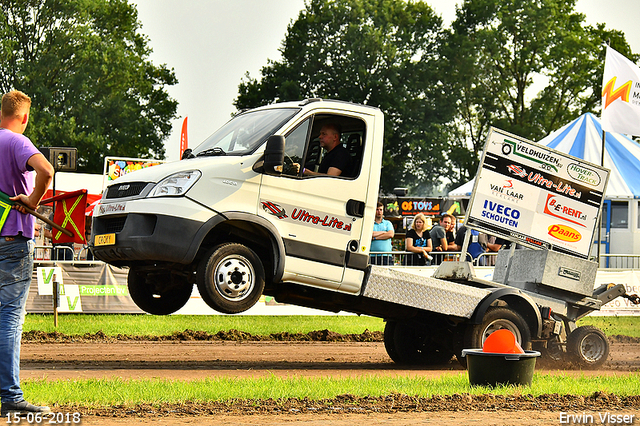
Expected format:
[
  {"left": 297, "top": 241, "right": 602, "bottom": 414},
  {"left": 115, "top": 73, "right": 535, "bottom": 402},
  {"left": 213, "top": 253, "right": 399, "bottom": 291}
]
[
  {"left": 0, "top": 90, "right": 53, "bottom": 416},
  {"left": 405, "top": 213, "right": 432, "bottom": 266},
  {"left": 445, "top": 217, "right": 459, "bottom": 252},
  {"left": 455, "top": 225, "right": 487, "bottom": 263},
  {"left": 485, "top": 235, "right": 503, "bottom": 266},
  {"left": 430, "top": 213, "right": 455, "bottom": 265},
  {"left": 370, "top": 202, "right": 394, "bottom": 265}
]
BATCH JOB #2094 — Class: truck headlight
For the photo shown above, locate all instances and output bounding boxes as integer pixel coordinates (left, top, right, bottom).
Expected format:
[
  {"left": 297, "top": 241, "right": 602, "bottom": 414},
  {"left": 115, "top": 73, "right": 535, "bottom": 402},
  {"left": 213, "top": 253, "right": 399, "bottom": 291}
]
[{"left": 148, "top": 170, "right": 201, "bottom": 197}]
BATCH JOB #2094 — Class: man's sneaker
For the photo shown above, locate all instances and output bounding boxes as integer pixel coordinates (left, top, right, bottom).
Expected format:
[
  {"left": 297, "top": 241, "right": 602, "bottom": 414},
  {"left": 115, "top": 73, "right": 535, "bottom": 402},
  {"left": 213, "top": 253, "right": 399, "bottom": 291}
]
[{"left": 1, "top": 400, "right": 51, "bottom": 416}]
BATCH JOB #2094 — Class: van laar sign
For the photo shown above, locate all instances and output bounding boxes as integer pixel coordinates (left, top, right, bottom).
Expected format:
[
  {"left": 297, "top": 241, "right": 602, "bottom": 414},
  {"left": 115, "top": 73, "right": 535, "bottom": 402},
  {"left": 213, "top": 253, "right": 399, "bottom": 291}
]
[{"left": 466, "top": 127, "right": 609, "bottom": 258}]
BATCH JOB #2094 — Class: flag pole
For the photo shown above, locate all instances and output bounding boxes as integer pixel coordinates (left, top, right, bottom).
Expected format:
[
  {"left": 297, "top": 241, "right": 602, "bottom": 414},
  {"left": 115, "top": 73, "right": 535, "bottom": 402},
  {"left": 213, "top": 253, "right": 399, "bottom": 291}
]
[
  {"left": 16, "top": 202, "right": 73, "bottom": 237},
  {"left": 597, "top": 129, "right": 605, "bottom": 265}
]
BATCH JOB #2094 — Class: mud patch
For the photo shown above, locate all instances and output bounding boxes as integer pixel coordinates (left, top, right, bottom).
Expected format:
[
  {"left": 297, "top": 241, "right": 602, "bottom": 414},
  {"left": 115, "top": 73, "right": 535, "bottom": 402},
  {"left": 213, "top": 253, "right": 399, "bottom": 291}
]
[
  {"left": 70, "top": 392, "right": 640, "bottom": 418},
  {"left": 22, "top": 329, "right": 384, "bottom": 343}
]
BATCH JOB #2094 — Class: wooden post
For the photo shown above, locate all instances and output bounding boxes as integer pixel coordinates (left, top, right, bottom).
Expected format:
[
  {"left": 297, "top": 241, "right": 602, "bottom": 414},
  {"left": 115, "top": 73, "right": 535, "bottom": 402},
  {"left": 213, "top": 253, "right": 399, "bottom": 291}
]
[{"left": 53, "top": 272, "right": 58, "bottom": 328}]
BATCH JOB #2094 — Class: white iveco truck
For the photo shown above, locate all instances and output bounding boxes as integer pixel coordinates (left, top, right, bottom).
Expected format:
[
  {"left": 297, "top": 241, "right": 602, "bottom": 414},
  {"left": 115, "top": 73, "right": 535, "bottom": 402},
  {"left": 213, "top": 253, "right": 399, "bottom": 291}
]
[{"left": 91, "top": 99, "right": 630, "bottom": 368}]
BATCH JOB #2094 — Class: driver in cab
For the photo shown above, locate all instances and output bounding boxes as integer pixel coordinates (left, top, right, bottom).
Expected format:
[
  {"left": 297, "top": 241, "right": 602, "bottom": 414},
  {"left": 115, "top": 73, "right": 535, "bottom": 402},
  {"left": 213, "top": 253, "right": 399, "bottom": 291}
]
[{"left": 303, "top": 123, "right": 351, "bottom": 177}]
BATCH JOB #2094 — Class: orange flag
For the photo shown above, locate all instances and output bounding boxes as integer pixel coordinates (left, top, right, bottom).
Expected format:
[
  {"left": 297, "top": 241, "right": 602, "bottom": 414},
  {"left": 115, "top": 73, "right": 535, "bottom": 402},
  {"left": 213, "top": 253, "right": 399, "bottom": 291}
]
[
  {"left": 180, "top": 117, "right": 188, "bottom": 158},
  {"left": 41, "top": 189, "right": 87, "bottom": 244}
]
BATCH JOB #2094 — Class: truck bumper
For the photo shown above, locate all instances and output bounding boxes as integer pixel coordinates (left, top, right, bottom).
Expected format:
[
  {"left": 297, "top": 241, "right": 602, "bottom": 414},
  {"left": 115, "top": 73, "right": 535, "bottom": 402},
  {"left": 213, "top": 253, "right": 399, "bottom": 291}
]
[{"left": 91, "top": 212, "right": 205, "bottom": 265}]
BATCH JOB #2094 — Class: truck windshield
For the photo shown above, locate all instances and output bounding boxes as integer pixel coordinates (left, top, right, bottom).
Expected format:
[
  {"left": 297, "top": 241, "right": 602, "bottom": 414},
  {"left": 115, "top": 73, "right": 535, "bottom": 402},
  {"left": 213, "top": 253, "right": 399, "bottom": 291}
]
[{"left": 192, "top": 108, "right": 300, "bottom": 156}]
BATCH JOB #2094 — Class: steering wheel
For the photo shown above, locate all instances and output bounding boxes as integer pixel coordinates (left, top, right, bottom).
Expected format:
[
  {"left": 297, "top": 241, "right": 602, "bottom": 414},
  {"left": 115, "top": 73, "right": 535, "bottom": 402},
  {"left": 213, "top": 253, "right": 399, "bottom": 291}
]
[{"left": 283, "top": 154, "right": 300, "bottom": 175}]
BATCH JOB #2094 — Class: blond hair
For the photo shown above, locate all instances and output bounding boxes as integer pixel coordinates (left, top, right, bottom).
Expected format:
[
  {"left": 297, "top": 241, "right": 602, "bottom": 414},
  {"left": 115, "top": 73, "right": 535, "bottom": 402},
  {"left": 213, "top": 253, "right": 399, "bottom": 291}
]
[
  {"left": 412, "top": 213, "right": 427, "bottom": 231},
  {"left": 1, "top": 90, "right": 31, "bottom": 119}
]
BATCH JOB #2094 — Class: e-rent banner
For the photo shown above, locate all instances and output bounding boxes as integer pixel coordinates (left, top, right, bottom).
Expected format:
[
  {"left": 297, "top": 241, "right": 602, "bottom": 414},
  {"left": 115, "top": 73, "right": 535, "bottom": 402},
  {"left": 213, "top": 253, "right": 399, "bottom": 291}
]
[{"left": 466, "top": 127, "right": 609, "bottom": 258}]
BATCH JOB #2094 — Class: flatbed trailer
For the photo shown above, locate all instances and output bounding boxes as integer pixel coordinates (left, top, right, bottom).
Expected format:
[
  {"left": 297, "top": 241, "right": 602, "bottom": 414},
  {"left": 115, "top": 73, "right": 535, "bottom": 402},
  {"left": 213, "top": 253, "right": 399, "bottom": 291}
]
[{"left": 271, "top": 253, "right": 629, "bottom": 368}]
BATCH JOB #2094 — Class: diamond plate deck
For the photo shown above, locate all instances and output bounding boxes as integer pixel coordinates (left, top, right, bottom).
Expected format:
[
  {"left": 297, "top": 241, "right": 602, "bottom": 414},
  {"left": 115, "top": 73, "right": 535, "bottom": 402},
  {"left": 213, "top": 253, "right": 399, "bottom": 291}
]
[{"left": 362, "top": 267, "right": 491, "bottom": 318}]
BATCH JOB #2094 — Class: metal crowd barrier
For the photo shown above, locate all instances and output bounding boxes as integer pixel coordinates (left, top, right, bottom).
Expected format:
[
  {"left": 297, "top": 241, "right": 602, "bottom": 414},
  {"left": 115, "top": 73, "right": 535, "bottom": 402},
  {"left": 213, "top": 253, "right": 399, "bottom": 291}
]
[
  {"left": 369, "top": 251, "right": 640, "bottom": 269},
  {"left": 34, "top": 245, "right": 93, "bottom": 262},
  {"left": 598, "top": 254, "right": 640, "bottom": 269},
  {"left": 369, "top": 251, "right": 496, "bottom": 266}
]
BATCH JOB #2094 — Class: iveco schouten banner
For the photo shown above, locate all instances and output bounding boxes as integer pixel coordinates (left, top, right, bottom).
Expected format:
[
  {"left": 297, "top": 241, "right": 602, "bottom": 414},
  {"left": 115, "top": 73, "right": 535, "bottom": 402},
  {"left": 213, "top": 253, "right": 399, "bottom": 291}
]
[{"left": 466, "top": 127, "right": 610, "bottom": 258}]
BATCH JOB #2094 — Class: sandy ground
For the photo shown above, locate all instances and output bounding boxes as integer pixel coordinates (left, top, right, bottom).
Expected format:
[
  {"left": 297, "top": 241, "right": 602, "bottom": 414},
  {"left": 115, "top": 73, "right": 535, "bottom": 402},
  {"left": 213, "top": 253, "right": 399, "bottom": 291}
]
[{"left": 18, "top": 340, "right": 640, "bottom": 425}]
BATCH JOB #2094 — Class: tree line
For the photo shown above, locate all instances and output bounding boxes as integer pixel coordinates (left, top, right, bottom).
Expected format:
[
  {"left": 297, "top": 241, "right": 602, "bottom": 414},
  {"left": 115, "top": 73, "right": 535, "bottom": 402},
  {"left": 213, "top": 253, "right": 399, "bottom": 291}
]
[
  {"left": 1, "top": 0, "right": 636, "bottom": 193},
  {"left": 0, "top": 0, "right": 177, "bottom": 173},
  {"left": 234, "top": 0, "right": 638, "bottom": 195}
]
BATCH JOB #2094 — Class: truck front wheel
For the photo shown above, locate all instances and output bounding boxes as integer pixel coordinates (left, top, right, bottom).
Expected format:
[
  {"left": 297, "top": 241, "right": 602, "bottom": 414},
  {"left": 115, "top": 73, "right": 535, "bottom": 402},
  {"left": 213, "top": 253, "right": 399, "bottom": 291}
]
[
  {"left": 197, "top": 243, "right": 265, "bottom": 314},
  {"left": 128, "top": 268, "right": 193, "bottom": 315}
]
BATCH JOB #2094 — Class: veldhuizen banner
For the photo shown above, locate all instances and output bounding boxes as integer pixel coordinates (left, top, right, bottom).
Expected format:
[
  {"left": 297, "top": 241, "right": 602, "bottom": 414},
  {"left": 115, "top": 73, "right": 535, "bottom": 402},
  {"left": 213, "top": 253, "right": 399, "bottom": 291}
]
[{"left": 466, "top": 127, "right": 610, "bottom": 258}]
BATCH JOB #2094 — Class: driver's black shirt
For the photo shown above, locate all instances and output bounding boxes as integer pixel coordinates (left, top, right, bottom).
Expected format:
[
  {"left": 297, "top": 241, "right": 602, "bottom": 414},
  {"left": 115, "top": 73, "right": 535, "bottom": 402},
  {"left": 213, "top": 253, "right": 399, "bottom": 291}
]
[{"left": 318, "top": 144, "right": 351, "bottom": 176}]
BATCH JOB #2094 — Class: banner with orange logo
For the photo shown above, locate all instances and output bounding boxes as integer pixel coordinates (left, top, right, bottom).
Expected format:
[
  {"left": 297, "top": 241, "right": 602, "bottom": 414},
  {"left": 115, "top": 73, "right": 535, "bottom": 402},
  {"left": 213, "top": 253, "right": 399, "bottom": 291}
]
[
  {"left": 465, "top": 128, "right": 609, "bottom": 258},
  {"left": 601, "top": 46, "right": 640, "bottom": 136}
]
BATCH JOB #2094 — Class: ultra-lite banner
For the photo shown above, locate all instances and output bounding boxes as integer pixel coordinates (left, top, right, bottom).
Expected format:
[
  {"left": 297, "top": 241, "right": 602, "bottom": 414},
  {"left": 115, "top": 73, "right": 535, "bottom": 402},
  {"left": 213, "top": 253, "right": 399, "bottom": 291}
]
[{"left": 466, "top": 128, "right": 609, "bottom": 258}]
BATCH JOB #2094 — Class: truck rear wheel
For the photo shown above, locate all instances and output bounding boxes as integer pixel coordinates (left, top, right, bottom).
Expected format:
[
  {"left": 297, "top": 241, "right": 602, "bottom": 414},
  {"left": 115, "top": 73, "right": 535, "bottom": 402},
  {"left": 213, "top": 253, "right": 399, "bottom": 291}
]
[
  {"left": 460, "top": 306, "right": 532, "bottom": 367},
  {"left": 128, "top": 268, "right": 193, "bottom": 315},
  {"left": 197, "top": 243, "right": 265, "bottom": 314},
  {"left": 383, "top": 321, "right": 401, "bottom": 363},
  {"left": 566, "top": 325, "right": 609, "bottom": 369},
  {"left": 391, "top": 322, "right": 453, "bottom": 365}
]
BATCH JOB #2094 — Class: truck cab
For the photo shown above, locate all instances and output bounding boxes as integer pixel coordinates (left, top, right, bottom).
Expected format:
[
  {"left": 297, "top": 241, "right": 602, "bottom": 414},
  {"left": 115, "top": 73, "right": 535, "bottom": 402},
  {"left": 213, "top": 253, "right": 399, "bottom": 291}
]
[{"left": 91, "top": 99, "right": 384, "bottom": 315}]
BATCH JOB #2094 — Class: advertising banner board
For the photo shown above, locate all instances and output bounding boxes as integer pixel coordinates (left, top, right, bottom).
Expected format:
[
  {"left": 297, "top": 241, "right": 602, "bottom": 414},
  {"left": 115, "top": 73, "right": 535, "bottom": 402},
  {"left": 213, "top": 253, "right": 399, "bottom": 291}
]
[
  {"left": 466, "top": 127, "right": 610, "bottom": 258},
  {"left": 103, "top": 157, "right": 165, "bottom": 189},
  {"left": 379, "top": 197, "right": 465, "bottom": 218}
]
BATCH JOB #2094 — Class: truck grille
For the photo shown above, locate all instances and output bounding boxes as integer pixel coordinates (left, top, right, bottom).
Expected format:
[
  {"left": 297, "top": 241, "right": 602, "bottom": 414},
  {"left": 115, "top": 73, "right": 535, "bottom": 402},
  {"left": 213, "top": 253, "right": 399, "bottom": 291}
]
[
  {"left": 105, "top": 182, "right": 148, "bottom": 199},
  {"left": 103, "top": 216, "right": 127, "bottom": 233}
]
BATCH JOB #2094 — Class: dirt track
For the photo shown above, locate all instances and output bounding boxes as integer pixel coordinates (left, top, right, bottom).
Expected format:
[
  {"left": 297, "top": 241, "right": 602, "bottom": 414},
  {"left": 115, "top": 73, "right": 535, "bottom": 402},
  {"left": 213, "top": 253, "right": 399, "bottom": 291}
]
[{"left": 19, "top": 338, "right": 640, "bottom": 425}]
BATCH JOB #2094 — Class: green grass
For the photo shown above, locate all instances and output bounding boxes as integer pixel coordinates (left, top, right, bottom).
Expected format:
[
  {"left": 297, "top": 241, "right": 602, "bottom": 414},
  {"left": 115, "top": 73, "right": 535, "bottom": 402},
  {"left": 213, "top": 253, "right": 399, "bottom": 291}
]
[
  {"left": 23, "top": 314, "right": 386, "bottom": 336},
  {"left": 23, "top": 313, "right": 639, "bottom": 337},
  {"left": 20, "top": 314, "right": 640, "bottom": 407},
  {"left": 577, "top": 316, "right": 640, "bottom": 338},
  {"left": 23, "top": 374, "right": 640, "bottom": 407}
]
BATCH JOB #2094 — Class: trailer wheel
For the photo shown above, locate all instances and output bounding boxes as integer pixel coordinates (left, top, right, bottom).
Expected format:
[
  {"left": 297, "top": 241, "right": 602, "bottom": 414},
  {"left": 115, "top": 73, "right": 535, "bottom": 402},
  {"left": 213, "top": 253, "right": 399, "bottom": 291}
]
[
  {"left": 566, "top": 325, "right": 609, "bottom": 369},
  {"left": 392, "top": 322, "right": 453, "bottom": 365},
  {"left": 128, "top": 268, "right": 192, "bottom": 315},
  {"left": 460, "top": 306, "right": 532, "bottom": 367},
  {"left": 197, "top": 243, "right": 265, "bottom": 314}
]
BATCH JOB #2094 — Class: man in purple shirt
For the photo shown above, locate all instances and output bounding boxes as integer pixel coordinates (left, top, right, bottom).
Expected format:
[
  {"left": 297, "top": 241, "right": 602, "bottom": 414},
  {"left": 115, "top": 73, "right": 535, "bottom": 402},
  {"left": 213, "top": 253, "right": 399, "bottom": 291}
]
[{"left": 0, "top": 90, "right": 54, "bottom": 416}]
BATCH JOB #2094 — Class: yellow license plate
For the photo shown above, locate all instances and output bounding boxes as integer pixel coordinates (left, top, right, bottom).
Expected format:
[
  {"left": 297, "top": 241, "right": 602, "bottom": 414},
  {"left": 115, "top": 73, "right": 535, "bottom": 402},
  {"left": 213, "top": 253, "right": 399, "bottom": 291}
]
[{"left": 94, "top": 233, "right": 116, "bottom": 246}]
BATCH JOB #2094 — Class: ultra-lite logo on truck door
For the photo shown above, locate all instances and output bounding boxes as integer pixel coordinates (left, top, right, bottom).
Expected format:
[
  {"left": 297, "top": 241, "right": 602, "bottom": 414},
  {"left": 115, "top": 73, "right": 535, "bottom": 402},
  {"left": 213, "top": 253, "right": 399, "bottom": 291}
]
[
  {"left": 261, "top": 200, "right": 354, "bottom": 233},
  {"left": 261, "top": 201, "right": 288, "bottom": 219}
]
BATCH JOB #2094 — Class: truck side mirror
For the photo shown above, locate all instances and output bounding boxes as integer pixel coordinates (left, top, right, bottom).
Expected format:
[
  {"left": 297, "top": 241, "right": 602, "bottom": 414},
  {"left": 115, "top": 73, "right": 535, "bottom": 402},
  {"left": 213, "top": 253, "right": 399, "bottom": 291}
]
[
  {"left": 181, "top": 148, "right": 194, "bottom": 160},
  {"left": 263, "top": 135, "right": 285, "bottom": 175}
]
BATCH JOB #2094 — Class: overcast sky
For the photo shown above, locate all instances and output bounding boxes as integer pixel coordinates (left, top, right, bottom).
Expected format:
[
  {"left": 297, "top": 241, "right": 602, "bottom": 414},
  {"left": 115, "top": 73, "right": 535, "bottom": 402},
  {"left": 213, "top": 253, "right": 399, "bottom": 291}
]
[{"left": 132, "top": 0, "right": 640, "bottom": 162}]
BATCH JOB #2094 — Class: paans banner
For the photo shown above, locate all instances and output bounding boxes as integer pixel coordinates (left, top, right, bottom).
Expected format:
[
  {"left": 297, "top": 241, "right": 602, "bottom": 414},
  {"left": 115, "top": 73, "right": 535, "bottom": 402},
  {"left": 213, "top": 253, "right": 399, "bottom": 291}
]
[{"left": 466, "top": 127, "right": 610, "bottom": 258}]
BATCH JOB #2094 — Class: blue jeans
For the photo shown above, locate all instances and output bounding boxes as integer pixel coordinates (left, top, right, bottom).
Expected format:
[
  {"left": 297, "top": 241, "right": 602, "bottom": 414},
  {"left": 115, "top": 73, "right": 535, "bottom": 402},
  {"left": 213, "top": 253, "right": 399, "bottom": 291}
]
[{"left": 0, "top": 237, "right": 34, "bottom": 403}]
